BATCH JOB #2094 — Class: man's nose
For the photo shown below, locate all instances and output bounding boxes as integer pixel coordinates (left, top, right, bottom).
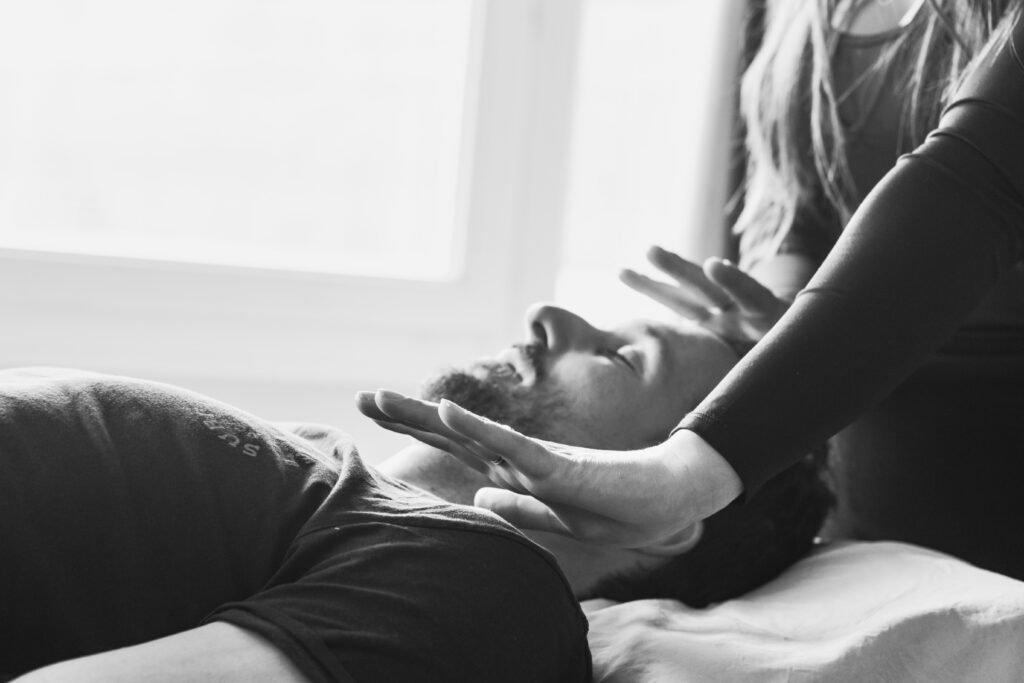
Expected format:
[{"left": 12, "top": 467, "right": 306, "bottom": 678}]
[{"left": 525, "top": 303, "right": 604, "bottom": 353}]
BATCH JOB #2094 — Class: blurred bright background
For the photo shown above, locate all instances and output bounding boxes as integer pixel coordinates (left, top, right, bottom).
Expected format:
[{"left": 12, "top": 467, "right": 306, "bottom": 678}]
[{"left": 0, "top": 0, "right": 741, "bottom": 461}]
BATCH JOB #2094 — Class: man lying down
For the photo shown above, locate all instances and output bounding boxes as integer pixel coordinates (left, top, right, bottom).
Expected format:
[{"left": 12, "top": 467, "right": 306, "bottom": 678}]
[
  {"left": 370, "top": 305, "right": 833, "bottom": 604},
  {"left": 1, "top": 305, "right": 831, "bottom": 683}
]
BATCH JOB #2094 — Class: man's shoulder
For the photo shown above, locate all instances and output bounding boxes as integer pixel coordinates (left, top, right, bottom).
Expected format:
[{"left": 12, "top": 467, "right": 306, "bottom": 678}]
[{"left": 310, "top": 451, "right": 526, "bottom": 540}]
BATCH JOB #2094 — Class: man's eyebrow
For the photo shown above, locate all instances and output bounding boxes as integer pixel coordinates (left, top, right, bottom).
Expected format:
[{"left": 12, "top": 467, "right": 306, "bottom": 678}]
[{"left": 636, "top": 323, "right": 670, "bottom": 375}]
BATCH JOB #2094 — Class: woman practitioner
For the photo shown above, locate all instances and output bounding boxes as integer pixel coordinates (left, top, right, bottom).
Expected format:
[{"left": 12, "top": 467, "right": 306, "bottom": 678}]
[{"left": 367, "top": 0, "right": 1024, "bottom": 578}]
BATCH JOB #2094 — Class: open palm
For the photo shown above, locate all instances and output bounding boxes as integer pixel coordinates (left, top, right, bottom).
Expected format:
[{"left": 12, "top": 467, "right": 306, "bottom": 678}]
[
  {"left": 357, "top": 389, "right": 725, "bottom": 550},
  {"left": 620, "top": 246, "right": 789, "bottom": 345}
]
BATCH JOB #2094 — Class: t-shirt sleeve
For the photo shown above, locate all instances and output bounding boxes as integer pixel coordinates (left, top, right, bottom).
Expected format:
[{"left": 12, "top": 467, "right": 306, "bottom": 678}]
[{"left": 678, "top": 13, "right": 1024, "bottom": 497}]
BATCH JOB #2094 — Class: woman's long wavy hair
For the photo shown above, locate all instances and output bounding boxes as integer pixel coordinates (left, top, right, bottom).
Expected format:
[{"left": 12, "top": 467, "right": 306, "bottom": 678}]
[{"left": 735, "top": 0, "right": 1019, "bottom": 267}]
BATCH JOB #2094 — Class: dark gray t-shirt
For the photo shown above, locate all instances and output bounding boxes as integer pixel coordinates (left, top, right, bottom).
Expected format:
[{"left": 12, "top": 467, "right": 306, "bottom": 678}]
[{"left": 0, "top": 368, "right": 590, "bottom": 682}]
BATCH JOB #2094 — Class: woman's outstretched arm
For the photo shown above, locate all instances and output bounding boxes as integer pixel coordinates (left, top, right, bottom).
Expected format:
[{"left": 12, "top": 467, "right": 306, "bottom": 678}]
[{"left": 681, "top": 10, "right": 1024, "bottom": 497}]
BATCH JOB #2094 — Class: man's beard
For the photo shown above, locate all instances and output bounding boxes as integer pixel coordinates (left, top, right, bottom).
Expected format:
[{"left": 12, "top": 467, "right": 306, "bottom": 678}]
[{"left": 420, "top": 362, "right": 567, "bottom": 442}]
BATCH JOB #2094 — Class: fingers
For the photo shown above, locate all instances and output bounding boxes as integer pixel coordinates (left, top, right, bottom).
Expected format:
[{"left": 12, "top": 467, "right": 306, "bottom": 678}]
[
  {"left": 373, "top": 390, "right": 446, "bottom": 431},
  {"left": 355, "top": 390, "right": 387, "bottom": 420},
  {"left": 474, "top": 488, "right": 572, "bottom": 536},
  {"left": 619, "top": 245, "right": 742, "bottom": 323},
  {"left": 367, "top": 417, "right": 466, "bottom": 459},
  {"left": 619, "top": 269, "right": 712, "bottom": 320},
  {"left": 437, "top": 400, "right": 558, "bottom": 479},
  {"left": 362, "top": 390, "right": 561, "bottom": 479},
  {"left": 703, "top": 258, "right": 781, "bottom": 316},
  {"left": 475, "top": 486, "right": 665, "bottom": 547},
  {"left": 359, "top": 391, "right": 583, "bottom": 511},
  {"left": 355, "top": 390, "right": 491, "bottom": 474},
  {"left": 358, "top": 391, "right": 450, "bottom": 448},
  {"left": 647, "top": 246, "right": 734, "bottom": 309}
]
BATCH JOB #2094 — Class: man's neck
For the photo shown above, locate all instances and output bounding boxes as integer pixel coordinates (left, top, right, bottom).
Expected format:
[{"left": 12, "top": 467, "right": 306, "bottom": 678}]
[
  {"left": 376, "top": 442, "right": 490, "bottom": 506},
  {"left": 375, "top": 442, "right": 669, "bottom": 598}
]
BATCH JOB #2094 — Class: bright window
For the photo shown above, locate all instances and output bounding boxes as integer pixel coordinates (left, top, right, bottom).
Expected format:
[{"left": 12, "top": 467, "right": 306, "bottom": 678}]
[
  {"left": 0, "top": 0, "right": 581, "bottom": 398},
  {"left": 0, "top": 0, "right": 472, "bottom": 279}
]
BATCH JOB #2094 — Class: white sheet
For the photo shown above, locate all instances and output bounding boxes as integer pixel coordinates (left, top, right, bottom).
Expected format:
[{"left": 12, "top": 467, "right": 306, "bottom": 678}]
[{"left": 585, "top": 541, "right": 1024, "bottom": 682}]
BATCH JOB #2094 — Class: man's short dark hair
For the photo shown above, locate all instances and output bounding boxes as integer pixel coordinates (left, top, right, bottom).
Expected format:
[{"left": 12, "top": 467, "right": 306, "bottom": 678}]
[{"left": 588, "top": 445, "right": 834, "bottom": 607}]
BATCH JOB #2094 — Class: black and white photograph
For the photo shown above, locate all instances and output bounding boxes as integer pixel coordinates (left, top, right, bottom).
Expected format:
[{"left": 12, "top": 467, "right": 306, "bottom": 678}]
[{"left": 3, "top": 1, "right": 1024, "bottom": 681}]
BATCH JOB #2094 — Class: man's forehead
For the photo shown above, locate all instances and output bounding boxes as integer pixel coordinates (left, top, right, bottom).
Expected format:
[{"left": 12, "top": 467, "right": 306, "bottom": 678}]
[{"left": 613, "top": 317, "right": 705, "bottom": 342}]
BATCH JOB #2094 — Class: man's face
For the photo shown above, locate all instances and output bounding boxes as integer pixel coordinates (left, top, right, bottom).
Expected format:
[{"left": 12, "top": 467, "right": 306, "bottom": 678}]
[
  {"left": 423, "top": 303, "right": 738, "bottom": 449},
  {"left": 410, "top": 304, "right": 739, "bottom": 596}
]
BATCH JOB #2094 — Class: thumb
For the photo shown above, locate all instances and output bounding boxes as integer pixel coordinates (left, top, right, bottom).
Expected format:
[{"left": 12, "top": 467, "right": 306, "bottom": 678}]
[{"left": 474, "top": 488, "right": 572, "bottom": 536}]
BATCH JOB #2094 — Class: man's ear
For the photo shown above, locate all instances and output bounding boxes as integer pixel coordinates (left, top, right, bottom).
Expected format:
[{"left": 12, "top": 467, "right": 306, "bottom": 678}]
[{"left": 635, "top": 521, "right": 704, "bottom": 557}]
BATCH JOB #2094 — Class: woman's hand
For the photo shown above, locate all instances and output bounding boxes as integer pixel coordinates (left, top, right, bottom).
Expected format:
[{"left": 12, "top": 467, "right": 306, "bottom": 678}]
[
  {"left": 620, "top": 245, "right": 790, "bottom": 345},
  {"left": 356, "top": 390, "right": 742, "bottom": 550}
]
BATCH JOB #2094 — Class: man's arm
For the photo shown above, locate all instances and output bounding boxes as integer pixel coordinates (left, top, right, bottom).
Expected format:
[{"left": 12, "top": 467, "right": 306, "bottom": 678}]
[{"left": 13, "top": 622, "right": 310, "bottom": 683}]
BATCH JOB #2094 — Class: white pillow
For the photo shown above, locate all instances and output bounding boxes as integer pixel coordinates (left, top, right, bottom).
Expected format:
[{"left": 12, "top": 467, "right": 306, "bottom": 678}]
[{"left": 585, "top": 541, "right": 1024, "bottom": 683}]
